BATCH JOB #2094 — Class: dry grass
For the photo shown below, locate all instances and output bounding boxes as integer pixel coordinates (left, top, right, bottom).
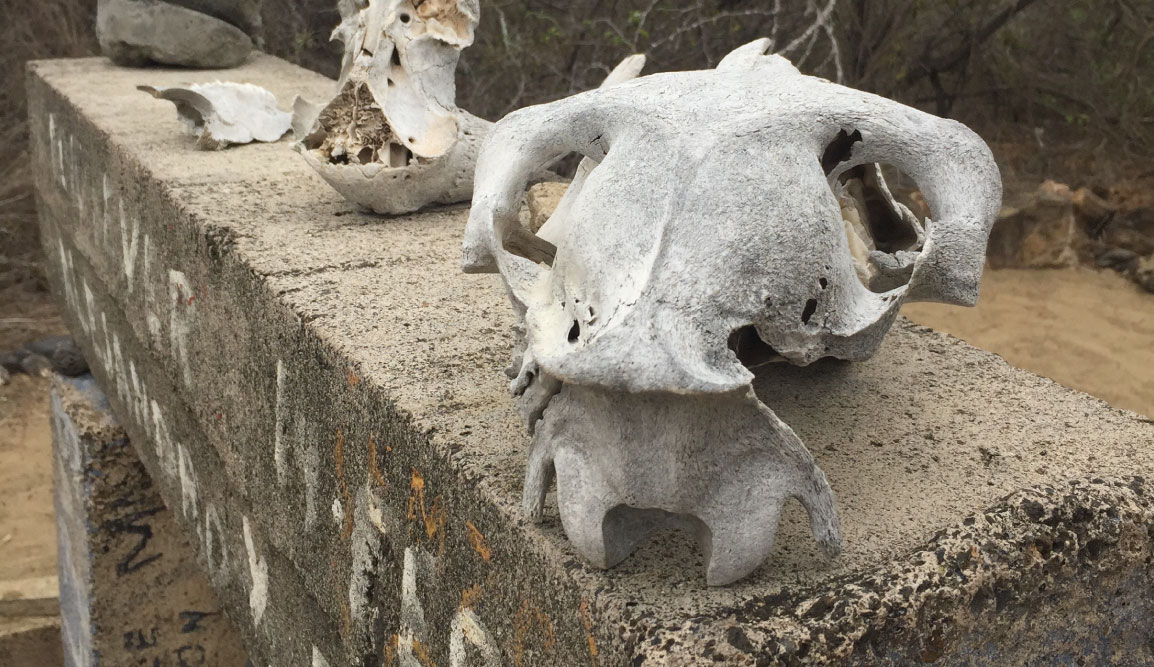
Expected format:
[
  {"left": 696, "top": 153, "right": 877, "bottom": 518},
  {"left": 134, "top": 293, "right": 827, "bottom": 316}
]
[{"left": 0, "top": 0, "right": 98, "bottom": 288}]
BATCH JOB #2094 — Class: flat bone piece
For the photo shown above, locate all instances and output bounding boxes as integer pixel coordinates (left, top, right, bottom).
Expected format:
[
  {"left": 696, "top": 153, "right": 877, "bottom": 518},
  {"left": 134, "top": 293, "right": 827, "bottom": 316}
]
[{"left": 139, "top": 82, "right": 292, "bottom": 150}]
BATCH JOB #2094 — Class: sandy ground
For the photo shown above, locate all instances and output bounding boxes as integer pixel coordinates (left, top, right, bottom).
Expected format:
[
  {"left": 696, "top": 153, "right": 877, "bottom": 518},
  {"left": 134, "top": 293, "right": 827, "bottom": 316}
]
[
  {"left": 904, "top": 267, "right": 1154, "bottom": 418},
  {"left": 0, "top": 283, "right": 65, "bottom": 584},
  {"left": 0, "top": 283, "right": 68, "bottom": 667},
  {"left": 0, "top": 374, "right": 57, "bottom": 583}
]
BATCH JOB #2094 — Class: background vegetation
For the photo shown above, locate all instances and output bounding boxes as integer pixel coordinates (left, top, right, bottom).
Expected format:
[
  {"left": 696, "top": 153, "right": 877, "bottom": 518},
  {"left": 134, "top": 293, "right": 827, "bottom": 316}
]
[{"left": 2, "top": 0, "right": 1152, "bottom": 286}]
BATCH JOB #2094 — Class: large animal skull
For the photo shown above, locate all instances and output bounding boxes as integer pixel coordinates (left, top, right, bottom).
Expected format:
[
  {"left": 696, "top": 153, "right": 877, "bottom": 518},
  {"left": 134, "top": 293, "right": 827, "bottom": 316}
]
[
  {"left": 294, "top": 0, "right": 486, "bottom": 214},
  {"left": 461, "top": 40, "right": 1002, "bottom": 586}
]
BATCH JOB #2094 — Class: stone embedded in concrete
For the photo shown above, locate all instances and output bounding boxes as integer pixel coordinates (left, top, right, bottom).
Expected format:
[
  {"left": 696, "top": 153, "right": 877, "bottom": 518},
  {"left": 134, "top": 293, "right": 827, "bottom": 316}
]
[
  {"left": 97, "top": 0, "right": 254, "bottom": 69},
  {"left": 51, "top": 374, "right": 247, "bottom": 666},
  {"left": 29, "top": 55, "right": 1154, "bottom": 665},
  {"left": 526, "top": 182, "right": 566, "bottom": 234}
]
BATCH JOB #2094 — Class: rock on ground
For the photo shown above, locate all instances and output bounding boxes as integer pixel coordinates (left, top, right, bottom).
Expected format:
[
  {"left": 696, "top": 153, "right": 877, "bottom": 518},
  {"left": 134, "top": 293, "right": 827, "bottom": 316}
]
[{"left": 97, "top": 0, "right": 254, "bottom": 68}]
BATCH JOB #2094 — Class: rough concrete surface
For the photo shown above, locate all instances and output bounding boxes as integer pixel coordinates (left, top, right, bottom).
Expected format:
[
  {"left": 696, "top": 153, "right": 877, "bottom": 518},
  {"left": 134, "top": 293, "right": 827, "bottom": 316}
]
[
  {"left": 29, "top": 55, "right": 1154, "bottom": 665},
  {"left": 52, "top": 374, "right": 247, "bottom": 666}
]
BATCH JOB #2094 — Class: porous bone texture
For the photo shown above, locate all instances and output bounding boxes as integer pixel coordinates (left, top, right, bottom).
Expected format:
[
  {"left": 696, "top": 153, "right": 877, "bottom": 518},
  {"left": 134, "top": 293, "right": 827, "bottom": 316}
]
[
  {"left": 462, "top": 39, "right": 1003, "bottom": 585},
  {"left": 294, "top": 0, "right": 488, "bottom": 214}
]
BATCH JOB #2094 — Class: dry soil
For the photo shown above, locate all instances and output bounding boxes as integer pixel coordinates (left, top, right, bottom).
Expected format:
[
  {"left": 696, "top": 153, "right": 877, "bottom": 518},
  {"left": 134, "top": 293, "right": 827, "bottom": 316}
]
[
  {"left": 0, "top": 283, "right": 65, "bottom": 584},
  {"left": 904, "top": 266, "right": 1154, "bottom": 418}
]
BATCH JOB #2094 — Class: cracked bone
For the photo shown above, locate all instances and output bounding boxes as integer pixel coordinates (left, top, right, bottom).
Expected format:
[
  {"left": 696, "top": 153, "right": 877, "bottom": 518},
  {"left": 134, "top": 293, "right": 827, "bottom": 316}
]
[
  {"left": 293, "top": 0, "right": 484, "bottom": 214},
  {"left": 295, "top": 0, "right": 645, "bottom": 215},
  {"left": 462, "top": 39, "right": 1001, "bottom": 585},
  {"left": 139, "top": 82, "right": 292, "bottom": 150}
]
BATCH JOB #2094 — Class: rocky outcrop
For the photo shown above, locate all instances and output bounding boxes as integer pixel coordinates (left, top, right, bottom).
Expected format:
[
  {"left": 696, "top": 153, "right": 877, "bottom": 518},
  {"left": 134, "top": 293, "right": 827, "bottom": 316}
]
[
  {"left": 987, "top": 180, "right": 1082, "bottom": 269},
  {"left": 1, "top": 335, "right": 88, "bottom": 378},
  {"left": 988, "top": 178, "right": 1154, "bottom": 293}
]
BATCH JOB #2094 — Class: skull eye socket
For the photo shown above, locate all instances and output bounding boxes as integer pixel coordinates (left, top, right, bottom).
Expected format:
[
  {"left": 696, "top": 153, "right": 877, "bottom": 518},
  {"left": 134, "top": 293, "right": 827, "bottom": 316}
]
[
  {"left": 821, "top": 128, "right": 863, "bottom": 176},
  {"left": 820, "top": 128, "right": 929, "bottom": 292},
  {"left": 835, "top": 162, "right": 928, "bottom": 293},
  {"left": 839, "top": 164, "right": 923, "bottom": 253}
]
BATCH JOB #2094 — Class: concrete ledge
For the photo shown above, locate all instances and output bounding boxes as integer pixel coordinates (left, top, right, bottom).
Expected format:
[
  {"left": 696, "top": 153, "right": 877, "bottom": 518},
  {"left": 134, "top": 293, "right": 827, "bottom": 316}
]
[
  {"left": 30, "top": 55, "right": 1154, "bottom": 665},
  {"left": 51, "top": 374, "right": 247, "bottom": 665}
]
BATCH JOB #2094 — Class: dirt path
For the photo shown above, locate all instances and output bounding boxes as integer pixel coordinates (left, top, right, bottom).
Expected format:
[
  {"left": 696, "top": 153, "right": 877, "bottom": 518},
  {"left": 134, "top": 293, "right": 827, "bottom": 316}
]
[
  {"left": 903, "top": 267, "right": 1154, "bottom": 418},
  {"left": 0, "top": 284, "right": 65, "bottom": 583},
  {"left": 0, "top": 373, "right": 57, "bottom": 582}
]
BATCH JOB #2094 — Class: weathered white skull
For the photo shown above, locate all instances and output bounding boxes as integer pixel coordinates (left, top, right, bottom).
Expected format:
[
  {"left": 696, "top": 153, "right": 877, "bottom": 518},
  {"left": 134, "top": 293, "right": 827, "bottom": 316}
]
[
  {"left": 139, "top": 82, "right": 291, "bottom": 150},
  {"left": 294, "top": 0, "right": 486, "bottom": 214},
  {"left": 461, "top": 39, "right": 1002, "bottom": 586}
]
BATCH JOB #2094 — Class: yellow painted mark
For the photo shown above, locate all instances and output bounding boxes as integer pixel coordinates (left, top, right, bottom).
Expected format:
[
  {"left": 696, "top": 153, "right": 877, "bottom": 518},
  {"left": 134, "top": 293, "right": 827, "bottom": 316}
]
[
  {"left": 368, "top": 435, "right": 387, "bottom": 488},
  {"left": 411, "top": 639, "right": 436, "bottom": 667},
  {"left": 347, "top": 370, "right": 360, "bottom": 387},
  {"left": 407, "top": 468, "right": 446, "bottom": 554},
  {"left": 580, "top": 598, "right": 598, "bottom": 666},
  {"left": 465, "top": 521, "right": 492, "bottom": 562},
  {"left": 384, "top": 634, "right": 398, "bottom": 666},
  {"left": 461, "top": 584, "right": 483, "bottom": 609},
  {"left": 514, "top": 599, "right": 557, "bottom": 667}
]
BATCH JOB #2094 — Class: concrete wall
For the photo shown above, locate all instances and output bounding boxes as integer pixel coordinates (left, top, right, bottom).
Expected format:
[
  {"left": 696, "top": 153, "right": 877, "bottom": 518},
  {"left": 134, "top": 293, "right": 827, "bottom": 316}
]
[{"left": 52, "top": 374, "right": 247, "bottom": 666}]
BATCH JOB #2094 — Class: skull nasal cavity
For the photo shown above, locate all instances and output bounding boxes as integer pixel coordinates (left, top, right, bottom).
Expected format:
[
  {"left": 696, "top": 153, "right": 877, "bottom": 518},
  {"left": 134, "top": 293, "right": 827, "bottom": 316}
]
[
  {"left": 821, "top": 129, "right": 863, "bottom": 175},
  {"left": 568, "top": 320, "right": 581, "bottom": 343},
  {"left": 801, "top": 298, "right": 818, "bottom": 325},
  {"left": 727, "top": 325, "right": 782, "bottom": 370}
]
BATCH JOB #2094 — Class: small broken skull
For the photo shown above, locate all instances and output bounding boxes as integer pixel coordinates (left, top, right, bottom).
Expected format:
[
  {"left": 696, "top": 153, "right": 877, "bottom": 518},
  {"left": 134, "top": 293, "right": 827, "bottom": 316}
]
[
  {"left": 294, "top": 0, "right": 487, "bottom": 214},
  {"left": 140, "top": 82, "right": 291, "bottom": 150},
  {"left": 462, "top": 39, "right": 1002, "bottom": 585}
]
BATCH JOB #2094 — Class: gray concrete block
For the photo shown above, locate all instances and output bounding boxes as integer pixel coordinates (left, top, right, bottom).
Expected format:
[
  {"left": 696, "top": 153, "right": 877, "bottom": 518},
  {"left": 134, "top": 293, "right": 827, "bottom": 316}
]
[
  {"left": 29, "top": 55, "right": 1154, "bottom": 665},
  {"left": 52, "top": 374, "right": 247, "bottom": 666}
]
